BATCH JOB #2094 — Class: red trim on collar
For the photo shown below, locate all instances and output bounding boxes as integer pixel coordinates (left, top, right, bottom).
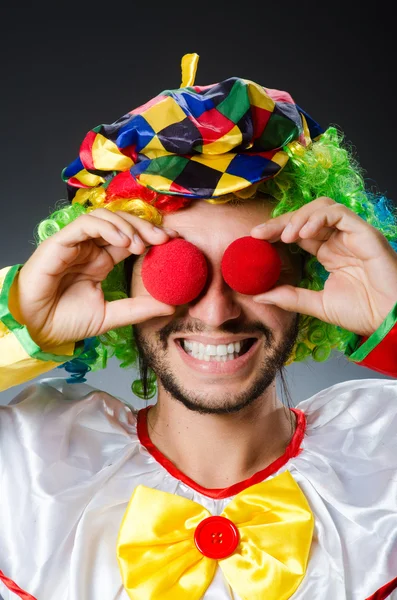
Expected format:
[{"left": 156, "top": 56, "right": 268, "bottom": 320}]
[{"left": 137, "top": 406, "right": 306, "bottom": 499}]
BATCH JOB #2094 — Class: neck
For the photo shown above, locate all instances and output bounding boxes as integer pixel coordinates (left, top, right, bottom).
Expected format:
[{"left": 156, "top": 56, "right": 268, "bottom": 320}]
[{"left": 145, "top": 382, "right": 296, "bottom": 490}]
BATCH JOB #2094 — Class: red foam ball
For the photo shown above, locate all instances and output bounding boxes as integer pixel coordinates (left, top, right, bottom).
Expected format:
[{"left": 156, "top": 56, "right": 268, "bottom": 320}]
[
  {"left": 221, "top": 236, "right": 282, "bottom": 295},
  {"left": 142, "top": 238, "right": 208, "bottom": 305}
]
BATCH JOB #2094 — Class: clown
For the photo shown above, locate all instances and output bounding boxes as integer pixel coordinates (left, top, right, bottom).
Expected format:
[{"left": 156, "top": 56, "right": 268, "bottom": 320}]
[{"left": 0, "top": 54, "right": 397, "bottom": 599}]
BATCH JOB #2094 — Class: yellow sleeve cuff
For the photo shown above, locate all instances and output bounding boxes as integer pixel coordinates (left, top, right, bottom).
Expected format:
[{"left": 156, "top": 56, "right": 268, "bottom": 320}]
[{"left": 0, "top": 265, "right": 83, "bottom": 392}]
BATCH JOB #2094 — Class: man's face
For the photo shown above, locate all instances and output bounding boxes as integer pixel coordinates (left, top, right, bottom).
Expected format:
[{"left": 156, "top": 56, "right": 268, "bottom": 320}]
[{"left": 131, "top": 197, "right": 302, "bottom": 415}]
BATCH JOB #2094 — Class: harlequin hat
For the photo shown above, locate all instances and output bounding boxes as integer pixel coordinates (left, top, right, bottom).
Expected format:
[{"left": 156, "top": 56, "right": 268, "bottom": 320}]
[{"left": 62, "top": 53, "right": 323, "bottom": 206}]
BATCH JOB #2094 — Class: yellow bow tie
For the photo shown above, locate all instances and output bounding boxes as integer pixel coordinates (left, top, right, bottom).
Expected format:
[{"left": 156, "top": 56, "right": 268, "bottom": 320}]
[{"left": 116, "top": 470, "right": 314, "bottom": 600}]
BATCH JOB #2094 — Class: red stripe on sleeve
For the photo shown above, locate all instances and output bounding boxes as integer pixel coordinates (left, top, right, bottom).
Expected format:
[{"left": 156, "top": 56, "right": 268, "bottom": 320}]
[
  {"left": 0, "top": 570, "right": 38, "bottom": 600},
  {"left": 366, "top": 576, "right": 397, "bottom": 599},
  {"left": 357, "top": 320, "right": 397, "bottom": 377}
]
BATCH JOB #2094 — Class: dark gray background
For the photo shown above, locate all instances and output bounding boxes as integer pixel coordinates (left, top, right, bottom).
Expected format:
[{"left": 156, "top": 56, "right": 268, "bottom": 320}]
[{"left": 1, "top": 3, "right": 395, "bottom": 406}]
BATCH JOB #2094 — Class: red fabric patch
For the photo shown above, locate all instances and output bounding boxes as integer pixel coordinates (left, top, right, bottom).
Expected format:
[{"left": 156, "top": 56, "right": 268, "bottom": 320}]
[
  {"left": 79, "top": 130, "right": 96, "bottom": 170},
  {"left": 169, "top": 181, "right": 192, "bottom": 195},
  {"left": 252, "top": 105, "right": 272, "bottom": 139},
  {"left": 192, "top": 84, "right": 213, "bottom": 92},
  {"left": 192, "top": 108, "right": 235, "bottom": 143},
  {"left": 265, "top": 88, "right": 295, "bottom": 104},
  {"left": 154, "top": 195, "right": 191, "bottom": 212},
  {"left": 120, "top": 144, "right": 139, "bottom": 164},
  {"left": 67, "top": 177, "right": 90, "bottom": 189},
  {"left": 105, "top": 171, "right": 157, "bottom": 203}
]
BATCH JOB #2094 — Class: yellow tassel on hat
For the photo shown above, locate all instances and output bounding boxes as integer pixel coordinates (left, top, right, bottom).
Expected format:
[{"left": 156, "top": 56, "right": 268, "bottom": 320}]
[{"left": 180, "top": 53, "right": 199, "bottom": 87}]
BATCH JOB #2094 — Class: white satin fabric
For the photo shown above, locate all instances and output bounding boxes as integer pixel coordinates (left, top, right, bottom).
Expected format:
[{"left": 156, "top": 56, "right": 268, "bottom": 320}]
[{"left": 0, "top": 377, "right": 396, "bottom": 600}]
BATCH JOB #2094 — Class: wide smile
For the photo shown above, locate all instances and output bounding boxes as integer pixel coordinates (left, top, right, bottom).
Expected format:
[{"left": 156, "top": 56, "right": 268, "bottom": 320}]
[{"left": 174, "top": 337, "right": 260, "bottom": 375}]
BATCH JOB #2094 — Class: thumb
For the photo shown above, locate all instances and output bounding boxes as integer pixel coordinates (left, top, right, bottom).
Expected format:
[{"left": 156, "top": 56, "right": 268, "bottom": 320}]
[
  {"left": 253, "top": 285, "right": 326, "bottom": 321},
  {"left": 99, "top": 295, "right": 175, "bottom": 333}
]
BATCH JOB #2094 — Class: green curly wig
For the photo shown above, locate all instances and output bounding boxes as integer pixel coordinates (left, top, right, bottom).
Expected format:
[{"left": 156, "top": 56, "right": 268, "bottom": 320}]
[{"left": 33, "top": 126, "right": 397, "bottom": 399}]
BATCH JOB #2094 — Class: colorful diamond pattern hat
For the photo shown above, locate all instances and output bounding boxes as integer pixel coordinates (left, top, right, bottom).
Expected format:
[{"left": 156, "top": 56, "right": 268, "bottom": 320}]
[{"left": 62, "top": 54, "right": 323, "bottom": 202}]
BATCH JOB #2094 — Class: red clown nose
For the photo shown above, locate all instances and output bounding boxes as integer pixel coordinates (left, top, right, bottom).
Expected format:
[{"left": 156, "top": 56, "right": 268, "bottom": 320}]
[
  {"left": 221, "top": 237, "right": 282, "bottom": 295},
  {"left": 141, "top": 238, "right": 208, "bottom": 305}
]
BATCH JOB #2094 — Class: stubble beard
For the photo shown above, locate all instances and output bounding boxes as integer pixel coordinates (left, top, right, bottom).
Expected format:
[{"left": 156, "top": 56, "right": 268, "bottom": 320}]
[{"left": 133, "top": 314, "right": 300, "bottom": 415}]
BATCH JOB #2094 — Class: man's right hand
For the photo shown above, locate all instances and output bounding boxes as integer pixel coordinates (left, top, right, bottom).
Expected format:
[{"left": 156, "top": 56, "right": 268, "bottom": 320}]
[{"left": 11, "top": 208, "right": 177, "bottom": 350}]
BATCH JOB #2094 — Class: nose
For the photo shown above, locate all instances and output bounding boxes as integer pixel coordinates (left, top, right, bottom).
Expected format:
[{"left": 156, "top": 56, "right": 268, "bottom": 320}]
[{"left": 187, "top": 264, "right": 241, "bottom": 327}]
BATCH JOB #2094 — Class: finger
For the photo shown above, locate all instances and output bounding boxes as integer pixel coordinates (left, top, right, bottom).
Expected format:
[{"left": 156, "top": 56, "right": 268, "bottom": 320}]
[
  {"left": 251, "top": 197, "right": 336, "bottom": 240},
  {"left": 89, "top": 208, "right": 179, "bottom": 247},
  {"left": 98, "top": 295, "right": 176, "bottom": 333},
  {"left": 252, "top": 201, "right": 367, "bottom": 245},
  {"left": 113, "top": 210, "right": 179, "bottom": 240},
  {"left": 34, "top": 214, "right": 135, "bottom": 276},
  {"left": 253, "top": 284, "right": 327, "bottom": 321},
  {"left": 294, "top": 204, "right": 367, "bottom": 240},
  {"left": 53, "top": 213, "right": 134, "bottom": 249}
]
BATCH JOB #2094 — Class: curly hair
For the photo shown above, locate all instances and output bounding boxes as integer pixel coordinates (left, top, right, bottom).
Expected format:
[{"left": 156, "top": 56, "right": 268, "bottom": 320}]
[{"left": 33, "top": 126, "right": 397, "bottom": 399}]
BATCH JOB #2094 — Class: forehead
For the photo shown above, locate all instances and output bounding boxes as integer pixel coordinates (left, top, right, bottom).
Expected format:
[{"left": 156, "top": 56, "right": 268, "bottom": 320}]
[{"left": 162, "top": 197, "right": 274, "bottom": 249}]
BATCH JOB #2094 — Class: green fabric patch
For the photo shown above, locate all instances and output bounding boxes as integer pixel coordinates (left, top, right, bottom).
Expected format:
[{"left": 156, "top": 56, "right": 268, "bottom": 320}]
[
  {"left": 344, "top": 300, "right": 397, "bottom": 362},
  {"left": 146, "top": 155, "right": 189, "bottom": 180},
  {"left": 217, "top": 80, "right": 251, "bottom": 124},
  {"left": 259, "top": 113, "right": 299, "bottom": 150}
]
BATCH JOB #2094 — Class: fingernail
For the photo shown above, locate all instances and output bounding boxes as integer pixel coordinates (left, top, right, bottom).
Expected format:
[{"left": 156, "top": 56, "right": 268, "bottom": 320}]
[
  {"left": 253, "top": 222, "right": 268, "bottom": 230},
  {"left": 253, "top": 297, "right": 275, "bottom": 304},
  {"left": 153, "top": 226, "right": 178, "bottom": 237},
  {"left": 134, "top": 233, "right": 142, "bottom": 245},
  {"left": 163, "top": 227, "right": 179, "bottom": 236}
]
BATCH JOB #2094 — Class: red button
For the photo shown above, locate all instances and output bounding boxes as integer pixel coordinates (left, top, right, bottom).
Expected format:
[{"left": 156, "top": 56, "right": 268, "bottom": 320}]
[{"left": 194, "top": 516, "right": 239, "bottom": 559}]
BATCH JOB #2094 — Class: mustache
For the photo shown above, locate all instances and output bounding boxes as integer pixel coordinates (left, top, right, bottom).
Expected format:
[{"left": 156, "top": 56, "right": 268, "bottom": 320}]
[{"left": 158, "top": 319, "right": 274, "bottom": 349}]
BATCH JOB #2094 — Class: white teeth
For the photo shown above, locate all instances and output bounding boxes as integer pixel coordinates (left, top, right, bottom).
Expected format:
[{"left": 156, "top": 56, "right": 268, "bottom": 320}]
[
  {"left": 181, "top": 339, "right": 251, "bottom": 361},
  {"left": 217, "top": 344, "right": 228, "bottom": 356}
]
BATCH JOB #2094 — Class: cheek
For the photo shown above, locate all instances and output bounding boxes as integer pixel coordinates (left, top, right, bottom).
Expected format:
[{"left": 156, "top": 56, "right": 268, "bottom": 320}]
[
  {"left": 250, "top": 301, "right": 296, "bottom": 333},
  {"left": 131, "top": 266, "right": 148, "bottom": 297}
]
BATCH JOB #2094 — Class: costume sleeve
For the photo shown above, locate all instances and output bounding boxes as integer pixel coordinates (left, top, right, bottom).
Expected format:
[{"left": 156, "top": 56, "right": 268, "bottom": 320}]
[
  {"left": 344, "top": 300, "right": 397, "bottom": 377},
  {"left": 0, "top": 264, "right": 84, "bottom": 392}
]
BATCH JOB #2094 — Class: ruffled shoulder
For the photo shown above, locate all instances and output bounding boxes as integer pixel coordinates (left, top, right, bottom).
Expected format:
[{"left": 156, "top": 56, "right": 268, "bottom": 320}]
[
  {"left": 295, "top": 376, "right": 397, "bottom": 431},
  {"left": 0, "top": 377, "right": 140, "bottom": 494},
  {"left": 288, "top": 378, "right": 397, "bottom": 598}
]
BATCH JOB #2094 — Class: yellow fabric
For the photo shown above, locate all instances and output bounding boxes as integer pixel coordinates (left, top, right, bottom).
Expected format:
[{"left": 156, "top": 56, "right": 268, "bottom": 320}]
[
  {"left": 0, "top": 266, "right": 77, "bottom": 392},
  {"left": 92, "top": 133, "right": 134, "bottom": 171},
  {"left": 116, "top": 470, "right": 314, "bottom": 600},
  {"left": 180, "top": 53, "right": 199, "bottom": 88}
]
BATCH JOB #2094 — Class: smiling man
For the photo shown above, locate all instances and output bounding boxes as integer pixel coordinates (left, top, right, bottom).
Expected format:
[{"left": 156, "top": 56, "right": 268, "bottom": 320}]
[
  {"left": 1, "top": 54, "right": 397, "bottom": 600},
  {"left": 130, "top": 197, "right": 302, "bottom": 490}
]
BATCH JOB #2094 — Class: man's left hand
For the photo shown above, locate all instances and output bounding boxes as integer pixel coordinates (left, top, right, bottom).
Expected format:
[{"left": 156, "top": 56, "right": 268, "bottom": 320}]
[{"left": 251, "top": 197, "right": 397, "bottom": 337}]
